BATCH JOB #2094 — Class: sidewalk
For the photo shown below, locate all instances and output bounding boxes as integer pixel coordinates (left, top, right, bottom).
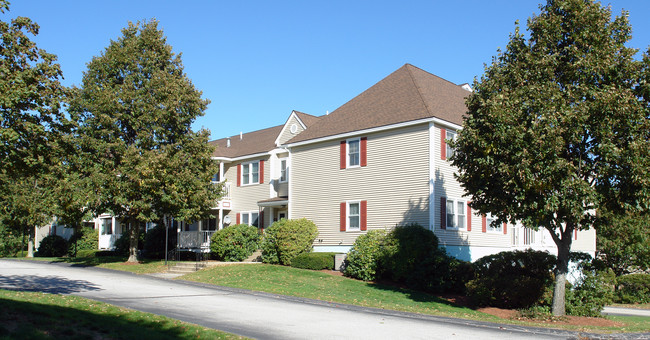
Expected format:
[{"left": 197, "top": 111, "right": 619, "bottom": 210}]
[{"left": 602, "top": 306, "right": 650, "bottom": 317}]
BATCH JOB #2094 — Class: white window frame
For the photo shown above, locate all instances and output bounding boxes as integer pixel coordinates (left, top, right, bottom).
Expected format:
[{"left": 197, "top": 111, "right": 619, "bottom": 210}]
[
  {"left": 347, "top": 201, "right": 361, "bottom": 231},
  {"left": 446, "top": 130, "right": 457, "bottom": 159},
  {"left": 279, "top": 158, "right": 288, "bottom": 183},
  {"left": 446, "top": 198, "right": 467, "bottom": 230},
  {"left": 486, "top": 213, "right": 502, "bottom": 233},
  {"left": 346, "top": 138, "right": 361, "bottom": 168},
  {"left": 241, "top": 161, "right": 260, "bottom": 186},
  {"left": 241, "top": 211, "right": 259, "bottom": 227}
]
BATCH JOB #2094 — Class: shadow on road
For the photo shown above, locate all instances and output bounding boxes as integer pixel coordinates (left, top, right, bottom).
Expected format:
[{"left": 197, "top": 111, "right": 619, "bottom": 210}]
[{"left": 0, "top": 275, "right": 102, "bottom": 294}]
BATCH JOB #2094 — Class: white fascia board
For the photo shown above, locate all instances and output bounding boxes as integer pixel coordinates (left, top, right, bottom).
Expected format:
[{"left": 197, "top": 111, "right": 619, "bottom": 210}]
[
  {"left": 284, "top": 117, "right": 463, "bottom": 148},
  {"left": 274, "top": 110, "right": 308, "bottom": 147},
  {"left": 211, "top": 151, "right": 271, "bottom": 163}
]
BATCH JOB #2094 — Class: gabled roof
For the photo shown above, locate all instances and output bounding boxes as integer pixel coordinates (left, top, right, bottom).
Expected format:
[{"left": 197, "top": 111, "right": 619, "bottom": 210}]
[
  {"left": 210, "top": 125, "right": 283, "bottom": 159},
  {"left": 286, "top": 64, "right": 469, "bottom": 144},
  {"left": 293, "top": 111, "right": 321, "bottom": 127}
]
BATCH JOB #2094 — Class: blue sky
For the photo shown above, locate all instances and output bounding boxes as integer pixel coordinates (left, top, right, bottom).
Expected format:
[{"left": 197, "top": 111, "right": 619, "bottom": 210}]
[{"left": 8, "top": 1, "right": 650, "bottom": 140}]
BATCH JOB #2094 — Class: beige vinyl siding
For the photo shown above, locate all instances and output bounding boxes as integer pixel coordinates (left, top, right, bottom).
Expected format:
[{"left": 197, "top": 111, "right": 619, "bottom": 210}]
[
  {"left": 291, "top": 124, "right": 430, "bottom": 247},
  {"left": 433, "top": 125, "right": 513, "bottom": 249},
  {"left": 277, "top": 114, "right": 307, "bottom": 145},
  {"left": 223, "top": 157, "right": 271, "bottom": 227}
]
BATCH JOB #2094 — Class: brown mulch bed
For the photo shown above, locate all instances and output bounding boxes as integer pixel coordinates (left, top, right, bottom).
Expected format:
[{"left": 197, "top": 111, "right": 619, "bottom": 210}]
[{"left": 318, "top": 271, "right": 622, "bottom": 328}]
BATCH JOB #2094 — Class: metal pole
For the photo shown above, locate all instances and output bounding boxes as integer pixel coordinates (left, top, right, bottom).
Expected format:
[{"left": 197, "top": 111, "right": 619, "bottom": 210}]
[{"left": 164, "top": 215, "right": 169, "bottom": 265}]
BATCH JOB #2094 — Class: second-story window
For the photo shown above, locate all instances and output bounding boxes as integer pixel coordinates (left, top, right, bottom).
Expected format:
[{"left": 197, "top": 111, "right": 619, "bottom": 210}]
[
  {"left": 446, "top": 130, "right": 457, "bottom": 159},
  {"left": 242, "top": 161, "right": 260, "bottom": 185},
  {"left": 446, "top": 199, "right": 466, "bottom": 229},
  {"left": 279, "top": 158, "right": 288, "bottom": 183},
  {"left": 348, "top": 138, "right": 360, "bottom": 167}
]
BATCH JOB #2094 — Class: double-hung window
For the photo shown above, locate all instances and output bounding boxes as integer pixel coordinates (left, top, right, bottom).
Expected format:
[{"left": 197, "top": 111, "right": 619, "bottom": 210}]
[
  {"left": 486, "top": 213, "right": 502, "bottom": 233},
  {"left": 348, "top": 201, "right": 360, "bottom": 231},
  {"left": 446, "top": 199, "right": 466, "bottom": 229},
  {"left": 279, "top": 158, "right": 288, "bottom": 183},
  {"left": 241, "top": 161, "right": 260, "bottom": 185},
  {"left": 348, "top": 139, "right": 360, "bottom": 167},
  {"left": 446, "top": 130, "right": 457, "bottom": 159},
  {"left": 241, "top": 212, "right": 259, "bottom": 227}
]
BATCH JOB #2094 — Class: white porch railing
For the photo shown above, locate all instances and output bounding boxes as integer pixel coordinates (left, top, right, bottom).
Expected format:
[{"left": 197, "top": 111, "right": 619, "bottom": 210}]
[
  {"left": 178, "top": 231, "right": 215, "bottom": 250},
  {"left": 99, "top": 234, "right": 120, "bottom": 250},
  {"left": 221, "top": 182, "right": 231, "bottom": 199}
]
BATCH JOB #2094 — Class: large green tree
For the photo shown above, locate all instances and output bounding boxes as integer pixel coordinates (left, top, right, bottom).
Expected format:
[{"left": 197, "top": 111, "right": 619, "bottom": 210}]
[
  {"left": 70, "top": 20, "right": 221, "bottom": 262},
  {"left": 0, "top": 0, "right": 68, "bottom": 256},
  {"left": 452, "top": 0, "right": 649, "bottom": 316},
  {"left": 594, "top": 209, "right": 649, "bottom": 277}
]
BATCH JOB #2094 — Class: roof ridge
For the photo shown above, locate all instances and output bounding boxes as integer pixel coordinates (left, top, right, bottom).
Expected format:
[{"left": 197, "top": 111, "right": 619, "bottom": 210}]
[{"left": 404, "top": 64, "right": 434, "bottom": 118}]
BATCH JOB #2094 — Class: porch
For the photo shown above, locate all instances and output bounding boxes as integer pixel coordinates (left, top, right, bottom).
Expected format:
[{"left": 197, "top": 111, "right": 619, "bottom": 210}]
[{"left": 177, "top": 230, "right": 215, "bottom": 252}]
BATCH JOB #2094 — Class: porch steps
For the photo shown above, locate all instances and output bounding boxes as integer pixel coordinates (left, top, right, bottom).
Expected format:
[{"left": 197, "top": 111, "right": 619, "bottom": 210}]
[{"left": 166, "top": 262, "right": 208, "bottom": 274}]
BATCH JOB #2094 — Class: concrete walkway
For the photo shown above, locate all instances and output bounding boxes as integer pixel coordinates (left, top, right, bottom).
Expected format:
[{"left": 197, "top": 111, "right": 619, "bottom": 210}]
[
  {"left": 0, "top": 259, "right": 646, "bottom": 339},
  {"left": 603, "top": 306, "right": 650, "bottom": 317}
]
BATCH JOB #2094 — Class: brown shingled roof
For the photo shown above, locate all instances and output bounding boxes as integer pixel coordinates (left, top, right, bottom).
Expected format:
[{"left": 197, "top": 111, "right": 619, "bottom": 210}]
[
  {"left": 209, "top": 125, "right": 283, "bottom": 159},
  {"left": 293, "top": 111, "right": 322, "bottom": 128},
  {"left": 286, "top": 64, "right": 469, "bottom": 144}
]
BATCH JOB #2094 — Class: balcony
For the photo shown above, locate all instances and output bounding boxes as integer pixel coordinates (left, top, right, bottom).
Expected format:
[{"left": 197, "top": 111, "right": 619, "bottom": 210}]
[
  {"left": 214, "top": 182, "right": 232, "bottom": 209},
  {"left": 178, "top": 230, "right": 215, "bottom": 251}
]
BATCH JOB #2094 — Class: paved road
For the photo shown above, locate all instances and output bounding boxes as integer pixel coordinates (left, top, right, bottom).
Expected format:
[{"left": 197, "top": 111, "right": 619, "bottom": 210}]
[{"left": 0, "top": 259, "right": 626, "bottom": 339}]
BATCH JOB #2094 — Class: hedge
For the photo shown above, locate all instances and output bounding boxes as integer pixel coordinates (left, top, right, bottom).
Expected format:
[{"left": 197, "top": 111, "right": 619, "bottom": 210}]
[{"left": 291, "top": 252, "right": 336, "bottom": 270}]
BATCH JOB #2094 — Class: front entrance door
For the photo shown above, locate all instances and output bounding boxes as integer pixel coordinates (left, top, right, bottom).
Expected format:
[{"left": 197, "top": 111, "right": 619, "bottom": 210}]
[{"left": 277, "top": 211, "right": 287, "bottom": 221}]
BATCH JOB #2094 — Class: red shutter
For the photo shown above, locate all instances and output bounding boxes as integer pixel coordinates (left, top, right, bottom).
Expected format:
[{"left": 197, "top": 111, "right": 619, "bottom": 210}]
[
  {"left": 360, "top": 200, "right": 367, "bottom": 231},
  {"left": 259, "top": 160, "right": 264, "bottom": 184},
  {"left": 482, "top": 215, "right": 487, "bottom": 233},
  {"left": 466, "top": 202, "right": 472, "bottom": 231},
  {"left": 440, "top": 197, "right": 447, "bottom": 229},
  {"left": 440, "top": 128, "right": 446, "bottom": 160},
  {"left": 340, "top": 202, "right": 346, "bottom": 231},
  {"left": 503, "top": 222, "right": 507, "bottom": 234},
  {"left": 237, "top": 164, "right": 241, "bottom": 186},
  {"left": 236, "top": 213, "right": 240, "bottom": 225},
  {"left": 574, "top": 229, "right": 578, "bottom": 240},
  {"left": 360, "top": 137, "right": 367, "bottom": 167},
  {"left": 340, "top": 141, "right": 346, "bottom": 169}
]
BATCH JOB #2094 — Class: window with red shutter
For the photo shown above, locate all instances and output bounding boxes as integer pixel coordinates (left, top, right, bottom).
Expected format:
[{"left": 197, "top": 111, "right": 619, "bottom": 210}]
[
  {"left": 440, "top": 128, "right": 446, "bottom": 160},
  {"left": 466, "top": 202, "right": 472, "bottom": 231},
  {"left": 340, "top": 202, "right": 346, "bottom": 231},
  {"left": 360, "top": 200, "right": 367, "bottom": 231},
  {"left": 259, "top": 160, "right": 264, "bottom": 184},
  {"left": 360, "top": 137, "right": 367, "bottom": 167},
  {"left": 440, "top": 197, "right": 447, "bottom": 229}
]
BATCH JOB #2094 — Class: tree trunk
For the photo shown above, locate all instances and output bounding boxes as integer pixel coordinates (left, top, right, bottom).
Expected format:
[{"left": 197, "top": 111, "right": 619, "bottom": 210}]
[
  {"left": 551, "top": 226, "right": 573, "bottom": 316},
  {"left": 27, "top": 226, "right": 36, "bottom": 258},
  {"left": 127, "top": 220, "right": 139, "bottom": 263}
]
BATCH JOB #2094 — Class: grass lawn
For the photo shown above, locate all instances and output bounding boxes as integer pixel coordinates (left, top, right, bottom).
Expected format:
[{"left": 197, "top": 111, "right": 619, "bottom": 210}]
[
  {"left": 19, "top": 256, "right": 169, "bottom": 274},
  {"left": 0, "top": 289, "right": 246, "bottom": 339}
]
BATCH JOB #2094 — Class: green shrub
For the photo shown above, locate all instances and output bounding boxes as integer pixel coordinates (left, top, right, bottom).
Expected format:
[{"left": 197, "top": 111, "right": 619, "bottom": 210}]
[
  {"left": 210, "top": 224, "right": 260, "bottom": 262},
  {"left": 0, "top": 224, "right": 23, "bottom": 257},
  {"left": 566, "top": 270, "right": 614, "bottom": 317},
  {"left": 36, "top": 235, "right": 68, "bottom": 257},
  {"left": 467, "top": 249, "right": 556, "bottom": 309},
  {"left": 68, "top": 227, "right": 99, "bottom": 256},
  {"left": 616, "top": 273, "right": 650, "bottom": 304},
  {"left": 343, "top": 230, "right": 387, "bottom": 281},
  {"left": 412, "top": 253, "right": 474, "bottom": 294},
  {"left": 381, "top": 224, "right": 440, "bottom": 282},
  {"left": 260, "top": 218, "right": 319, "bottom": 265},
  {"left": 143, "top": 224, "right": 177, "bottom": 259},
  {"left": 291, "top": 252, "right": 336, "bottom": 270}
]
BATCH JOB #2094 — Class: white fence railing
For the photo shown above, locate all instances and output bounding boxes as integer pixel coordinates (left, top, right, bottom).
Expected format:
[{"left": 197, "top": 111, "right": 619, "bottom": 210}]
[{"left": 178, "top": 231, "right": 215, "bottom": 249}]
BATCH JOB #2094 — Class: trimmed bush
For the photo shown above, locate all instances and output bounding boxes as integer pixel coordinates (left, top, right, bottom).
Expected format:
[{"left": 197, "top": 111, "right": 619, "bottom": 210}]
[
  {"left": 260, "top": 218, "right": 319, "bottom": 265},
  {"left": 616, "top": 273, "right": 650, "bottom": 304},
  {"left": 143, "top": 224, "right": 177, "bottom": 259},
  {"left": 343, "top": 224, "right": 473, "bottom": 294},
  {"left": 343, "top": 230, "right": 387, "bottom": 281},
  {"left": 68, "top": 227, "right": 99, "bottom": 256},
  {"left": 210, "top": 224, "right": 260, "bottom": 262},
  {"left": 467, "top": 249, "right": 556, "bottom": 309},
  {"left": 76, "top": 249, "right": 100, "bottom": 258},
  {"left": 36, "top": 235, "right": 68, "bottom": 257},
  {"left": 291, "top": 252, "right": 336, "bottom": 270}
]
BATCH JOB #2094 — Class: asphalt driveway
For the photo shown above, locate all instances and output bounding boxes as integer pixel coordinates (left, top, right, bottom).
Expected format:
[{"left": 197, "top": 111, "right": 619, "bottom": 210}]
[{"left": 0, "top": 259, "right": 637, "bottom": 339}]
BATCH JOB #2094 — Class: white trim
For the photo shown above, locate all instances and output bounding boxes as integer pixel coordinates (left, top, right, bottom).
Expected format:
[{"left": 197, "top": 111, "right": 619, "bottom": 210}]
[
  {"left": 429, "top": 122, "right": 435, "bottom": 230},
  {"left": 287, "top": 149, "right": 293, "bottom": 220},
  {"left": 346, "top": 200, "right": 361, "bottom": 231},
  {"left": 274, "top": 110, "right": 308, "bottom": 146},
  {"left": 345, "top": 138, "right": 361, "bottom": 169},
  {"left": 211, "top": 151, "right": 270, "bottom": 163},
  {"left": 279, "top": 157, "right": 288, "bottom": 183},
  {"left": 485, "top": 213, "right": 502, "bottom": 233},
  {"left": 240, "top": 210, "right": 260, "bottom": 227},
  {"left": 285, "top": 117, "right": 463, "bottom": 148},
  {"left": 240, "top": 160, "right": 260, "bottom": 186},
  {"left": 445, "top": 198, "right": 468, "bottom": 230}
]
